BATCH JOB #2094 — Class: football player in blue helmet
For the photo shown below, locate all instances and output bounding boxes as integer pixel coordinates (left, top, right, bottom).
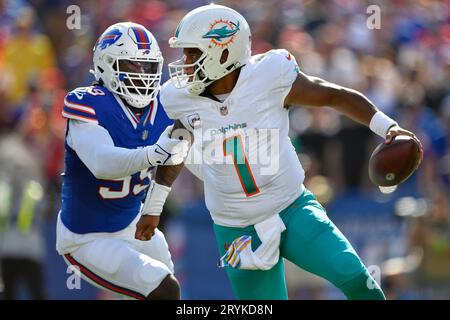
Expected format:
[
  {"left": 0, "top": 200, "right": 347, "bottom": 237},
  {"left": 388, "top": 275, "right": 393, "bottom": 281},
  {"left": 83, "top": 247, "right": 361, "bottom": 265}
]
[{"left": 56, "top": 22, "right": 189, "bottom": 300}]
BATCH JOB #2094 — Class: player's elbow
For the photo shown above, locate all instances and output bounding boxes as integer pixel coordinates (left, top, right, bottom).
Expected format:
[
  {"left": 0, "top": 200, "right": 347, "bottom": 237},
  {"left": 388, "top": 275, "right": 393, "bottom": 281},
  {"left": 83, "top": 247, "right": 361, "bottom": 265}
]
[
  {"left": 90, "top": 164, "right": 118, "bottom": 180},
  {"left": 90, "top": 167, "right": 111, "bottom": 180},
  {"left": 87, "top": 148, "right": 126, "bottom": 179}
]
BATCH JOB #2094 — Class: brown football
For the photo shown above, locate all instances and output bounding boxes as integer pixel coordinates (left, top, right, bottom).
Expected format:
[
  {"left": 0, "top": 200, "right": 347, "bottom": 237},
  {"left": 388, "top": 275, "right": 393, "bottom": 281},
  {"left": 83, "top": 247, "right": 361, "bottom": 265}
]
[{"left": 368, "top": 135, "right": 421, "bottom": 187}]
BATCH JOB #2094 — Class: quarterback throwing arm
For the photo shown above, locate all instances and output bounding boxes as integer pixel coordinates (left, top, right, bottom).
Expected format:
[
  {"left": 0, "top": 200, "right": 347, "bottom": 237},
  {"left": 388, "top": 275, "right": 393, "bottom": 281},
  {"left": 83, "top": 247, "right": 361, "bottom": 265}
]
[{"left": 281, "top": 49, "right": 423, "bottom": 148}]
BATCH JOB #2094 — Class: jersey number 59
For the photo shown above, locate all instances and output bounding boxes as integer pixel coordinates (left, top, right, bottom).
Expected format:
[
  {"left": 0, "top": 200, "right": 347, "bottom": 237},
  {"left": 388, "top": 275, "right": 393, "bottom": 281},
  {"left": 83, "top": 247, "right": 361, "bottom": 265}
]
[{"left": 98, "top": 169, "right": 150, "bottom": 199}]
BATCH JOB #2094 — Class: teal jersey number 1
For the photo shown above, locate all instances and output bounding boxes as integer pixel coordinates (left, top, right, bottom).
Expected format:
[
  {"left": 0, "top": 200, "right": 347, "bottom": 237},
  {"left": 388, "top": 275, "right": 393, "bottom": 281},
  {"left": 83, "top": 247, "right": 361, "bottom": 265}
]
[{"left": 223, "top": 135, "right": 260, "bottom": 197}]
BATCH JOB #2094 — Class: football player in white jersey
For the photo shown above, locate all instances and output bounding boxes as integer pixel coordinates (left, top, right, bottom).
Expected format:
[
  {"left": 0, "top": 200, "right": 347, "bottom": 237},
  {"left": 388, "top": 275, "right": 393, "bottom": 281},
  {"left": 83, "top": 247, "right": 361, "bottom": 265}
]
[{"left": 144, "top": 4, "right": 423, "bottom": 299}]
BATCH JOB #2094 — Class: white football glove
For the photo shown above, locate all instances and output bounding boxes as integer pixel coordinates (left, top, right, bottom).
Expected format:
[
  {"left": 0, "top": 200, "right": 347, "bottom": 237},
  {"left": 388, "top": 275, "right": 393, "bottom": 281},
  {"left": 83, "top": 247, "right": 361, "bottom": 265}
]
[{"left": 146, "top": 125, "right": 189, "bottom": 166}]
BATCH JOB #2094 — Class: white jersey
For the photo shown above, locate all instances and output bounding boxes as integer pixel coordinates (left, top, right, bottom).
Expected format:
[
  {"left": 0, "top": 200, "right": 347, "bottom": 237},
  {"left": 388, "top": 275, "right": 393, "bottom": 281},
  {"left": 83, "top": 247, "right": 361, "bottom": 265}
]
[{"left": 161, "top": 49, "right": 305, "bottom": 227}]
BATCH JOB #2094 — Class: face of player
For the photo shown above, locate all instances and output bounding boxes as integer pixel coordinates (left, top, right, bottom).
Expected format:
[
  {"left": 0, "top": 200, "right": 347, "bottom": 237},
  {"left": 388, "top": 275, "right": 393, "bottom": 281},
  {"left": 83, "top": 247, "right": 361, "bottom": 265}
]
[
  {"left": 183, "top": 48, "right": 205, "bottom": 82},
  {"left": 117, "top": 59, "right": 160, "bottom": 95}
]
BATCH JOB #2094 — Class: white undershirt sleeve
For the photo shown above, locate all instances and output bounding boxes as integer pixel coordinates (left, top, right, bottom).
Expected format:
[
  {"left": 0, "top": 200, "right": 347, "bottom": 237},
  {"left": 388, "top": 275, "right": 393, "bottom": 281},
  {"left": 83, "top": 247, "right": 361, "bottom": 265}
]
[{"left": 67, "top": 120, "right": 151, "bottom": 179}]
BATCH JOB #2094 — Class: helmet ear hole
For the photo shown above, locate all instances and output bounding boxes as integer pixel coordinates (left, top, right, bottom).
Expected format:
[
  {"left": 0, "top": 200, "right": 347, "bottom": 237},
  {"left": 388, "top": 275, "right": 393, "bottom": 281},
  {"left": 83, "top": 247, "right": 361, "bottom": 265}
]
[
  {"left": 111, "top": 79, "right": 118, "bottom": 90},
  {"left": 103, "top": 54, "right": 114, "bottom": 65},
  {"left": 97, "top": 66, "right": 104, "bottom": 73},
  {"left": 220, "top": 49, "right": 229, "bottom": 64}
]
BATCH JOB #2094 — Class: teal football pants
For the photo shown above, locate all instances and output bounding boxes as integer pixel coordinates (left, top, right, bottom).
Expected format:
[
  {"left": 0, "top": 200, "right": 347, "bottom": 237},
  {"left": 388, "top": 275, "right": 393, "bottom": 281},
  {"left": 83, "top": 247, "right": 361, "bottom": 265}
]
[{"left": 213, "top": 188, "right": 385, "bottom": 300}]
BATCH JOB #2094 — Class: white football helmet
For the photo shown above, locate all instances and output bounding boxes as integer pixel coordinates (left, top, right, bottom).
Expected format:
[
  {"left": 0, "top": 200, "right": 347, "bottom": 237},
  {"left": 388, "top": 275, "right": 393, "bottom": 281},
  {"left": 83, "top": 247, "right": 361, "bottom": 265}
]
[
  {"left": 92, "top": 22, "right": 163, "bottom": 108},
  {"left": 168, "top": 4, "right": 251, "bottom": 95}
]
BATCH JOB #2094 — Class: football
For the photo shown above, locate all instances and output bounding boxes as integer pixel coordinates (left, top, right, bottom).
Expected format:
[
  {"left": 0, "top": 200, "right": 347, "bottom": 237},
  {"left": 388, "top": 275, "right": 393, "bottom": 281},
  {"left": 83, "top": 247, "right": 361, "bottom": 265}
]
[{"left": 368, "top": 135, "right": 422, "bottom": 187}]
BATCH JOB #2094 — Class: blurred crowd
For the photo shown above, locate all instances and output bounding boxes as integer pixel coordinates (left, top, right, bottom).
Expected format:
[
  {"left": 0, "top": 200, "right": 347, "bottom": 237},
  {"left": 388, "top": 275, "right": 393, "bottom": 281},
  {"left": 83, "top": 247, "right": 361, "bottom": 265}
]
[{"left": 0, "top": 0, "right": 449, "bottom": 299}]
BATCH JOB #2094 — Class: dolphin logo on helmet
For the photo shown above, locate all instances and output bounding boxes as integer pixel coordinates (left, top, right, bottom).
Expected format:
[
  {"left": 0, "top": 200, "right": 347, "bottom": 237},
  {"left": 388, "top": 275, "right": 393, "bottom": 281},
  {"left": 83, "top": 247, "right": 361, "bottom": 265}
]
[
  {"left": 168, "top": 4, "right": 251, "bottom": 95},
  {"left": 202, "top": 20, "right": 240, "bottom": 42}
]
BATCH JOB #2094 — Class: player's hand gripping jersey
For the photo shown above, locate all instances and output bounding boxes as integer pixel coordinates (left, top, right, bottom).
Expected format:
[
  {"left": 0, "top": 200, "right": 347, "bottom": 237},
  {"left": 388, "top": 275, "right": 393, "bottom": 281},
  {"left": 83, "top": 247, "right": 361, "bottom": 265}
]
[
  {"left": 61, "top": 86, "right": 173, "bottom": 233},
  {"left": 161, "top": 49, "right": 305, "bottom": 227}
]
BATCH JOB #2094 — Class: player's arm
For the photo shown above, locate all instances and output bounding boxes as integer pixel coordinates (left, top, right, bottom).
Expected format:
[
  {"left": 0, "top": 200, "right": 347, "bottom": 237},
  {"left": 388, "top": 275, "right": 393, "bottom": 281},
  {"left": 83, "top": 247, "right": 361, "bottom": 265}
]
[
  {"left": 134, "top": 163, "right": 185, "bottom": 241},
  {"left": 135, "top": 120, "right": 194, "bottom": 241},
  {"left": 285, "top": 70, "right": 422, "bottom": 146},
  {"left": 67, "top": 120, "right": 189, "bottom": 180}
]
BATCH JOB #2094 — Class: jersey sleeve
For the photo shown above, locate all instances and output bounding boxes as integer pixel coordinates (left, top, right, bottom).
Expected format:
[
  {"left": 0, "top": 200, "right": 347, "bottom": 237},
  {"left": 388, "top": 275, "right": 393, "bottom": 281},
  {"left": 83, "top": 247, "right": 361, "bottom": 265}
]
[
  {"left": 258, "top": 49, "right": 300, "bottom": 90},
  {"left": 160, "top": 80, "right": 186, "bottom": 119},
  {"left": 62, "top": 89, "right": 99, "bottom": 124},
  {"left": 149, "top": 95, "right": 175, "bottom": 143},
  {"left": 67, "top": 120, "right": 152, "bottom": 180},
  {"left": 159, "top": 81, "right": 193, "bottom": 131}
]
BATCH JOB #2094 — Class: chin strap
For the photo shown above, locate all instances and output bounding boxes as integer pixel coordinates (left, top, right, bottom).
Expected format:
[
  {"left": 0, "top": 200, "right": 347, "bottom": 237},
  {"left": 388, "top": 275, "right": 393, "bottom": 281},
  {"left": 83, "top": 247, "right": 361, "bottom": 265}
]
[
  {"left": 188, "top": 82, "right": 207, "bottom": 95},
  {"left": 124, "top": 96, "right": 151, "bottom": 109},
  {"left": 188, "top": 63, "right": 244, "bottom": 96}
]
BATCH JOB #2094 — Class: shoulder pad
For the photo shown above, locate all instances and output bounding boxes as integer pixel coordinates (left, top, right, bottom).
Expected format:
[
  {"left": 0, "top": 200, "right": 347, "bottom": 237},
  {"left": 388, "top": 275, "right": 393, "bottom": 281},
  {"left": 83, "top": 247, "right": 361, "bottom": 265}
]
[
  {"left": 62, "top": 86, "right": 110, "bottom": 124},
  {"left": 159, "top": 80, "right": 186, "bottom": 120}
]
